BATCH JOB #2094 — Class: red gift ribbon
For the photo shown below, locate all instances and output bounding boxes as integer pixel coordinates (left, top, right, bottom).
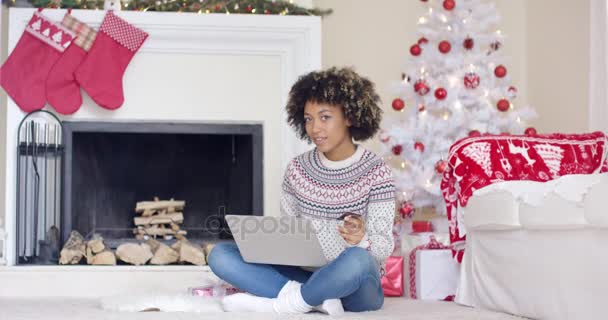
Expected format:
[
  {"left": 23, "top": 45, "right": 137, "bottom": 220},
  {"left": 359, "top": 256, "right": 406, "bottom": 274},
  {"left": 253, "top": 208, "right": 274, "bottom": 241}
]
[{"left": 408, "top": 235, "right": 451, "bottom": 299}]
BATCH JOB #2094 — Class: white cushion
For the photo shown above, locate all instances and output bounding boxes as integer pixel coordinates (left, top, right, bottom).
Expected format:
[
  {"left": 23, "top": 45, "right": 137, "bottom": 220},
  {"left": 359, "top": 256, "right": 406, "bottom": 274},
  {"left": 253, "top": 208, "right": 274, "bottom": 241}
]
[{"left": 464, "top": 173, "right": 608, "bottom": 230}]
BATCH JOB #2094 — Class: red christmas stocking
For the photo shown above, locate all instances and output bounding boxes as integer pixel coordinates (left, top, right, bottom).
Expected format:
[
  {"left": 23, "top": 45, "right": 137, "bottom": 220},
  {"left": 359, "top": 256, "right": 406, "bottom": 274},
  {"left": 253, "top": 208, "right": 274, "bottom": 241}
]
[
  {"left": 0, "top": 9, "right": 75, "bottom": 113},
  {"left": 46, "top": 13, "right": 98, "bottom": 115},
  {"left": 74, "top": 11, "right": 148, "bottom": 110}
]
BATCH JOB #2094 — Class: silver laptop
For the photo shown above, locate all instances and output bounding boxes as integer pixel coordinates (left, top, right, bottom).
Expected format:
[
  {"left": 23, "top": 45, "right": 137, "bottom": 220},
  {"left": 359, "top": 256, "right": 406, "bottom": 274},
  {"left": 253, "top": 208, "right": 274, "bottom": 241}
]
[{"left": 225, "top": 215, "right": 328, "bottom": 267}]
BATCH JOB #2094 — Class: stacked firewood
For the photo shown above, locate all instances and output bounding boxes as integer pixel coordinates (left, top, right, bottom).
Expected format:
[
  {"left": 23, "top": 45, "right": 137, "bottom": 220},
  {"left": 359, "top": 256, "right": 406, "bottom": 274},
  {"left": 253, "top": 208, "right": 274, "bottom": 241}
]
[{"left": 132, "top": 198, "right": 187, "bottom": 241}]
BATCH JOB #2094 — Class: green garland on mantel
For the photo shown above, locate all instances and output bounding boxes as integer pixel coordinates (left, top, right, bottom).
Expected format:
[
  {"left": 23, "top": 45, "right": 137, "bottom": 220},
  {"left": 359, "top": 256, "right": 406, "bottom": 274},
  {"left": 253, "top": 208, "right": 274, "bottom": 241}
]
[{"left": 3, "top": 0, "right": 332, "bottom": 16}]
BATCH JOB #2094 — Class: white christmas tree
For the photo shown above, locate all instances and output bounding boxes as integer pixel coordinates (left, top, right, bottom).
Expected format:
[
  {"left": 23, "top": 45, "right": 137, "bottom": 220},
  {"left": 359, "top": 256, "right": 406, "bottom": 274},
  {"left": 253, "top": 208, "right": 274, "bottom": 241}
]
[{"left": 379, "top": 0, "right": 536, "bottom": 216}]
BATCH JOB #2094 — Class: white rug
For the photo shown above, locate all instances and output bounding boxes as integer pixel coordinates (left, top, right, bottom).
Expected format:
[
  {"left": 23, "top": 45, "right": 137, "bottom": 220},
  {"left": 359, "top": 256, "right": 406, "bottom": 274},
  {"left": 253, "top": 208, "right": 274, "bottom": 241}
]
[{"left": 0, "top": 297, "right": 524, "bottom": 320}]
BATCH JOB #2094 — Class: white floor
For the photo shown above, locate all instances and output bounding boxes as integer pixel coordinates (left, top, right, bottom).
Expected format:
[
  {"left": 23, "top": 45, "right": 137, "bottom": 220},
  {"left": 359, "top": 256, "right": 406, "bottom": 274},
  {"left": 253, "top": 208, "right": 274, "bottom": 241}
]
[{"left": 0, "top": 297, "right": 524, "bottom": 320}]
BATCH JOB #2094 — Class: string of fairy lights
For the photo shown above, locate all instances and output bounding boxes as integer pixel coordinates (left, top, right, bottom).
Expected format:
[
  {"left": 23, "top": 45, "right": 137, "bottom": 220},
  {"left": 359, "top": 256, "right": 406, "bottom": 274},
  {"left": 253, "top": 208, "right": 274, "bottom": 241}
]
[{"left": 3, "top": 0, "right": 332, "bottom": 15}]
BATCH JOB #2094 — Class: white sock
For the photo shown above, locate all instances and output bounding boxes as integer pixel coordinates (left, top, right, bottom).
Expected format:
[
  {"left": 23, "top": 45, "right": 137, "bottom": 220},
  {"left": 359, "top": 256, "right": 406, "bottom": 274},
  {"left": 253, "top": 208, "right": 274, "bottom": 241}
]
[
  {"left": 314, "top": 298, "right": 345, "bottom": 316},
  {"left": 273, "top": 281, "right": 313, "bottom": 314},
  {"left": 221, "top": 293, "right": 275, "bottom": 313}
]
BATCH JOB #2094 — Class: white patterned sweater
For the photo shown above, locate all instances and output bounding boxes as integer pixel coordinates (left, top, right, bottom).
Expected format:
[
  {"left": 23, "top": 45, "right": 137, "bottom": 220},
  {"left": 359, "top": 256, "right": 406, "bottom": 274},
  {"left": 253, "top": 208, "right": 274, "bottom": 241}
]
[{"left": 280, "top": 146, "right": 396, "bottom": 275}]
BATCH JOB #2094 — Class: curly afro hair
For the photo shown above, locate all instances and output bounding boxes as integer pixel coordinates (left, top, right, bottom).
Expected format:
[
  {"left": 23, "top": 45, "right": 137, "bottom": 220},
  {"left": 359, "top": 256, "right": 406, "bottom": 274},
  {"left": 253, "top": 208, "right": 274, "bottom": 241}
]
[{"left": 286, "top": 67, "right": 383, "bottom": 142}]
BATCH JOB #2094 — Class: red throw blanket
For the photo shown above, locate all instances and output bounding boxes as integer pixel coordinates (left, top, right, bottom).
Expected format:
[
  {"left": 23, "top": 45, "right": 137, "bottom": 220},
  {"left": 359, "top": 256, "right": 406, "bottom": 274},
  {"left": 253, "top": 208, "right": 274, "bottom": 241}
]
[{"left": 440, "top": 132, "right": 608, "bottom": 262}]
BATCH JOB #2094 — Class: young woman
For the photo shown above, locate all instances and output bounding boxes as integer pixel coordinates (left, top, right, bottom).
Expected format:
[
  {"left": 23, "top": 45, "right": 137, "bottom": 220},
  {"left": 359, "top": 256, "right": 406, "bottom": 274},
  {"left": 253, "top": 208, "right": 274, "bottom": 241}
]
[{"left": 208, "top": 67, "right": 395, "bottom": 315}]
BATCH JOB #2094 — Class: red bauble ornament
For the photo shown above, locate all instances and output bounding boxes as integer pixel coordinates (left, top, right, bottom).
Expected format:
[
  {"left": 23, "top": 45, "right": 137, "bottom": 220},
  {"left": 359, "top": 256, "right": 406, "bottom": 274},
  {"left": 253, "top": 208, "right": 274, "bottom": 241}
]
[
  {"left": 434, "top": 88, "right": 447, "bottom": 100},
  {"left": 246, "top": 5, "right": 252, "bottom": 12},
  {"left": 438, "top": 40, "right": 451, "bottom": 54},
  {"left": 414, "top": 142, "right": 425, "bottom": 152},
  {"left": 463, "top": 72, "right": 480, "bottom": 89},
  {"left": 525, "top": 127, "right": 537, "bottom": 135},
  {"left": 392, "top": 145, "right": 403, "bottom": 155},
  {"left": 463, "top": 37, "right": 474, "bottom": 50},
  {"left": 399, "top": 202, "right": 415, "bottom": 219},
  {"left": 414, "top": 79, "right": 430, "bottom": 95},
  {"left": 497, "top": 99, "right": 510, "bottom": 112},
  {"left": 418, "top": 37, "right": 428, "bottom": 45},
  {"left": 443, "top": 0, "right": 455, "bottom": 10},
  {"left": 215, "top": 4, "right": 221, "bottom": 10},
  {"left": 392, "top": 98, "right": 405, "bottom": 111},
  {"left": 468, "top": 130, "right": 481, "bottom": 137},
  {"left": 494, "top": 65, "right": 507, "bottom": 78},
  {"left": 410, "top": 44, "right": 422, "bottom": 56},
  {"left": 435, "top": 160, "right": 448, "bottom": 174},
  {"left": 508, "top": 86, "right": 518, "bottom": 98}
]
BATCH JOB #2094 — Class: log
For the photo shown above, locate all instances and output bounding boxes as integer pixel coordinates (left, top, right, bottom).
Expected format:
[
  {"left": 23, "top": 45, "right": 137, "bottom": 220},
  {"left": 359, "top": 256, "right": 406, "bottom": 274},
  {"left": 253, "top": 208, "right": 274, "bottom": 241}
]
[
  {"left": 135, "top": 200, "right": 185, "bottom": 213},
  {"left": 59, "top": 231, "right": 86, "bottom": 265},
  {"left": 203, "top": 243, "right": 215, "bottom": 259},
  {"left": 176, "top": 240, "right": 206, "bottom": 266},
  {"left": 139, "top": 226, "right": 187, "bottom": 237},
  {"left": 87, "top": 235, "right": 106, "bottom": 254},
  {"left": 147, "top": 240, "right": 179, "bottom": 265},
  {"left": 90, "top": 250, "right": 117, "bottom": 265},
  {"left": 86, "top": 246, "right": 94, "bottom": 265},
  {"left": 133, "top": 212, "right": 184, "bottom": 226},
  {"left": 116, "top": 243, "right": 153, "bottom": 265}
]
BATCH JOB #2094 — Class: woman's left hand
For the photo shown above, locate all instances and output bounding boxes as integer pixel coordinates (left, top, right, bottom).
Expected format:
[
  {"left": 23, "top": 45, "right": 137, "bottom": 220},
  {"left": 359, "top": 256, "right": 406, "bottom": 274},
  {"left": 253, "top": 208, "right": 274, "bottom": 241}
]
[{"left": 338, "top": 215, "right": 366, "bottom": 245}]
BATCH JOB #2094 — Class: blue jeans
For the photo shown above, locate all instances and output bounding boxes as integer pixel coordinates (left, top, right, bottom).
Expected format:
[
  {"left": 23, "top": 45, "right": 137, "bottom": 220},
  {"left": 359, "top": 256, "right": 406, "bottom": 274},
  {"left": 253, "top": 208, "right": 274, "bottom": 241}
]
[{"left": 208, "top": 242, "right": 384, "bottom": 312}]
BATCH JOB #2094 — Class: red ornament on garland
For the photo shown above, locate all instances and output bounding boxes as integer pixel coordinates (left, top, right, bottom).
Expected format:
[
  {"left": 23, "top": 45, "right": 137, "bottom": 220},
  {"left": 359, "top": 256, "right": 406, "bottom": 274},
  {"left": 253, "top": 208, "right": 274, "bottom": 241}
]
[
  {"left": 418, "top": 37, "right": 428, "bottom": 45},
  {"left": 414, "top": 142, "right": 425, "bottom": 152},
  {"left": 435, "top": 160, "right": 448, "bottom": 174},
  {"left": 246, "top": 5, "right": 252, "bottom": 12},
  {"left": 414, "top": 79, "right": 430, "bottom": 95},
  {"left": 525, "top": 127, "right": 537, "bottom": 135},
  {"left": 410, "top": 44, "right": 422, "bottom": 56},
  {"left": 494, "top": 65, "right": 507, "bottom": 78},
  {"left": 380, "top": 131, "right": 390, "bottom": 143},
  {"left": 399, "top": 201, "right": 415, "bottom": 219},
  {"left": 468, "top": 130, "right": 481, "bottom": 137},
  {"left": 443, "top": 0, "right": 455, "bottom": 10},
  {"left": 438, "top": 40, "right": 451, "bottom": 54},
  {"left": 463, "top": 37, "right": 474, "bottom": 50},
  {"left": 392, "top": 98, "right": 405, "bottom": 111},
  {"left": 497, "top": 99, "right": 510, "bottom": 112},
  {"left": 434, "top": 88, "right": 447, "bottom": 100},
  {"left": 464, "top": 72, "right": 480, "bottom": 89},
  {"left": 392, "top": 145, "right": 403, "bottom": 155}
]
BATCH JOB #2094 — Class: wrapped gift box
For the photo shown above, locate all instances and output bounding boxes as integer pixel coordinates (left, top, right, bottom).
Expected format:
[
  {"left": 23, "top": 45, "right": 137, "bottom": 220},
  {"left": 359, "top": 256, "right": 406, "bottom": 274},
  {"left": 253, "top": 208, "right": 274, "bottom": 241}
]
[
  {"left": 381, "top": 255, "right": 404, "bottom": 296},
  {"left": 413, "top": 249, "right": 460, "bottom": 300}
]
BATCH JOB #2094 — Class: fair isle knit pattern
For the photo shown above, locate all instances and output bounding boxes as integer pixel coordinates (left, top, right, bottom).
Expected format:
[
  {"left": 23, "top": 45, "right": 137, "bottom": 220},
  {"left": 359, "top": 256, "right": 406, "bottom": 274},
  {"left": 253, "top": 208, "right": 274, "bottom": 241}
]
[{"left": 281, "top": 146, "right": 396, "bottom": 275}]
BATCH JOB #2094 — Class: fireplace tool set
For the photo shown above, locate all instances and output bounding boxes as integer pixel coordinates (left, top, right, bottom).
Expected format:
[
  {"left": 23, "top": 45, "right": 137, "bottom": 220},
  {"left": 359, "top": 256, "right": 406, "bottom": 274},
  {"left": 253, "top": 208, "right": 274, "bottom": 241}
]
[{"left": 16, "top": 110, "right": 64, "bottom": 264}]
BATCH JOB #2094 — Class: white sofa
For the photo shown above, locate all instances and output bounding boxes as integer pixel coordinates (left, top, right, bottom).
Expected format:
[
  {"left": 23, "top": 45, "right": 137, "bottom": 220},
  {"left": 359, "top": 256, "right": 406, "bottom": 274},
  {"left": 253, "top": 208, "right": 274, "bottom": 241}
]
[{"left": 455, "top": 173, "right": 608, "bottom": 320}]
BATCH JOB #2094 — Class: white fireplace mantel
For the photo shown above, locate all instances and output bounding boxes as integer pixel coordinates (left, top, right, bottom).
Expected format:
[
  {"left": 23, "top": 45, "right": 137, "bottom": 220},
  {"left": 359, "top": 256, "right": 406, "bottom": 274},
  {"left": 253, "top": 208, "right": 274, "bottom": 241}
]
[{"left": 2, "top": 8, "right": 320, "bottom": 268}]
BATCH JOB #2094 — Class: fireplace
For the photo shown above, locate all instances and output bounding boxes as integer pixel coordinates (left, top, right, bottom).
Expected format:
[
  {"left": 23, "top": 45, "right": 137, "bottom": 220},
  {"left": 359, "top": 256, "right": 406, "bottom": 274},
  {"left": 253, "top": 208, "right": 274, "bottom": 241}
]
[{"left": 62, "top": 121, "right": 263, "bottom": 249}]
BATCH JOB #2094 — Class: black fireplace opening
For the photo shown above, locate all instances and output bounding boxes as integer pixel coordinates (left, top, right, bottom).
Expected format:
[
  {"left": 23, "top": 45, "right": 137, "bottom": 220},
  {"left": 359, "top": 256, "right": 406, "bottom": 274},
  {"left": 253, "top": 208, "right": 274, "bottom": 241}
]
[{"left": 62, "top": 122, "right": 263, "bottom": 248}]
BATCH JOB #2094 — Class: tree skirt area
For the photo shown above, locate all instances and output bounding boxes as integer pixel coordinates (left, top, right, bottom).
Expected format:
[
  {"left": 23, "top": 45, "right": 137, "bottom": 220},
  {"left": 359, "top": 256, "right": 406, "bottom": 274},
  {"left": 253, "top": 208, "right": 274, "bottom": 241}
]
[{"left": 0, "top": 296, "right": 524, "bottom": 320}]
